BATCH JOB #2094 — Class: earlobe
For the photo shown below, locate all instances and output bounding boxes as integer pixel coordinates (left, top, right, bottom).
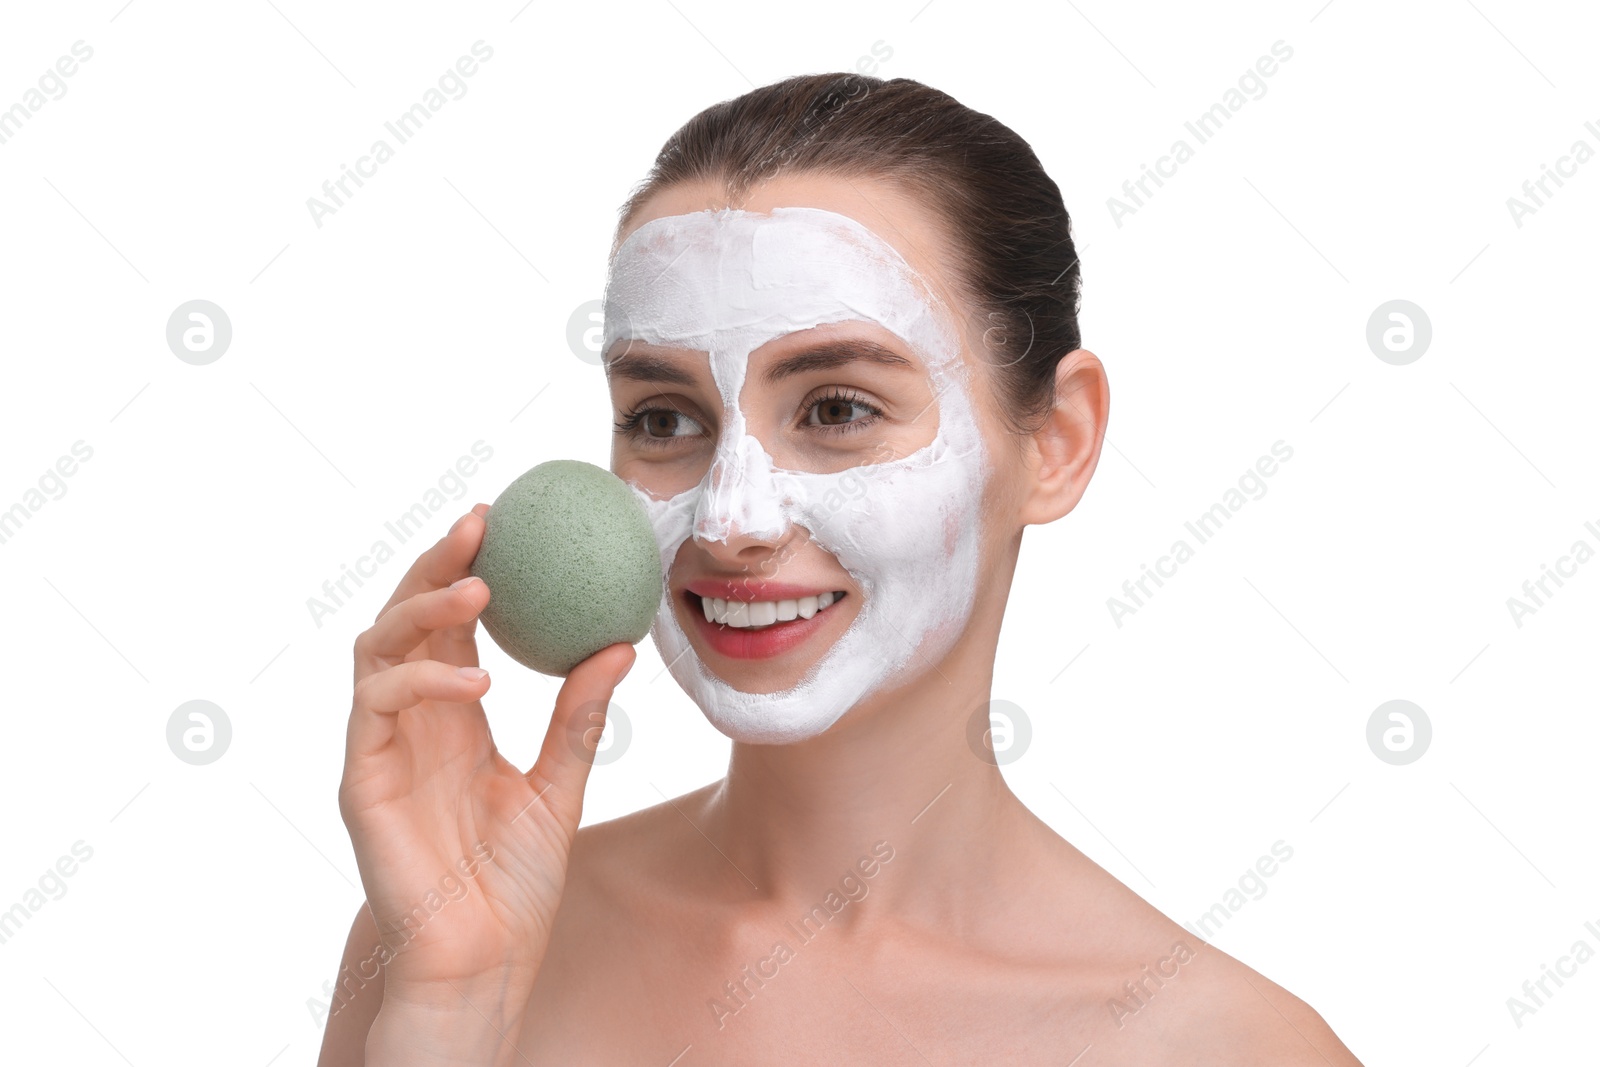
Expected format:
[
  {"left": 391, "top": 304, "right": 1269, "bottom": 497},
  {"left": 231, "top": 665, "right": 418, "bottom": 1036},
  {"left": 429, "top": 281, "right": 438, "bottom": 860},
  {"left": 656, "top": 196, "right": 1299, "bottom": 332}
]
[{"left": 1019, "top": 349, "right": 1110, "bottom": 526}]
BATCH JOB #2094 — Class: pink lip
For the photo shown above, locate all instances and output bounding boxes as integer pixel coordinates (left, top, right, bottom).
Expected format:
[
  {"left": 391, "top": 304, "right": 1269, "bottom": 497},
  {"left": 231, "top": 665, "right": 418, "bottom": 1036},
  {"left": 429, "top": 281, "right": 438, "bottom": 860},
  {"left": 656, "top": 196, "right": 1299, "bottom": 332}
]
[{"left": 678, "top": 582, "right": 851, "bottom": 661}]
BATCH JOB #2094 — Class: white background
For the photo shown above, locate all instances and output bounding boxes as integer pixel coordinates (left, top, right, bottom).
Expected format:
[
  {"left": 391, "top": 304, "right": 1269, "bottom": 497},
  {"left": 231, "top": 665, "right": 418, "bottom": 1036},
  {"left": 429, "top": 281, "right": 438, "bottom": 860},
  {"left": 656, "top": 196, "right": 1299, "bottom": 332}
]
[{"left": 1, "top": 0, "right": 1596, "bottom": 1063}]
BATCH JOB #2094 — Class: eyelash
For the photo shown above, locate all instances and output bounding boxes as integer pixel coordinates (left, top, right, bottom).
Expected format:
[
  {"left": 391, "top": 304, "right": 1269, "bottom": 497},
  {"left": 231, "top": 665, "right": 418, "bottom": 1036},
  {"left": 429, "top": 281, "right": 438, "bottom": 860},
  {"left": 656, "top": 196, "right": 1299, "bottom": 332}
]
[{"left": 614, "top": 388, "right": 885, "bottom": 448}]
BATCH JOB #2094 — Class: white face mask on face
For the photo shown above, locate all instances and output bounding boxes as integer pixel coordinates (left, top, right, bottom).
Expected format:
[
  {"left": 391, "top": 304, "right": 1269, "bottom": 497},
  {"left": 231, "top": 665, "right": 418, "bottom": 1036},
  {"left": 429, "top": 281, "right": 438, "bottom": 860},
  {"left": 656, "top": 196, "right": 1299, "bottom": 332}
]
[{"left": 603, "top": 205, "right": 991, "bottom": 745}]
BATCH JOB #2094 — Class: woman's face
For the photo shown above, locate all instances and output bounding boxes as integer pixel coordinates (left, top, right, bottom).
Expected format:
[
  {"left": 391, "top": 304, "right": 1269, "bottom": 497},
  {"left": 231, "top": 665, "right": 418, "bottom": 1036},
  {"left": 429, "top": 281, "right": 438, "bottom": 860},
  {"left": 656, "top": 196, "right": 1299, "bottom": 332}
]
[{"left": 603, "top": 174, "right": 1025, "bottom": 745}]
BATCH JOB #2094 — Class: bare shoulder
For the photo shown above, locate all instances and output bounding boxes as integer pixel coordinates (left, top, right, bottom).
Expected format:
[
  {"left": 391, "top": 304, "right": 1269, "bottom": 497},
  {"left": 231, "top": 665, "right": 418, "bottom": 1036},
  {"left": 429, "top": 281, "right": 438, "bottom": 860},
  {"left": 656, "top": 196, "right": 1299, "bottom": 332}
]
[
  {"left": 1019, "top": 816, "right": 1364, "bottom": 1064},
  {"left": 1109, "top": 907, "right": 1362, "bottom": 1061},
  {"left": 1161, "top": 940, "right": 1366, "bottom": 1065}
]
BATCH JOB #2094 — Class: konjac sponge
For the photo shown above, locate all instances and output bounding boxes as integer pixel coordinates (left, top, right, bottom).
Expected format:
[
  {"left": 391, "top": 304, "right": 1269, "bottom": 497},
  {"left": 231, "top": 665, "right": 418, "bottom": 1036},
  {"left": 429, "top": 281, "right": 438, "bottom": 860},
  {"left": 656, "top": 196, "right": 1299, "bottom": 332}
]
[{"left": 469, "top": 459, "right": 662, "bottom": 677}]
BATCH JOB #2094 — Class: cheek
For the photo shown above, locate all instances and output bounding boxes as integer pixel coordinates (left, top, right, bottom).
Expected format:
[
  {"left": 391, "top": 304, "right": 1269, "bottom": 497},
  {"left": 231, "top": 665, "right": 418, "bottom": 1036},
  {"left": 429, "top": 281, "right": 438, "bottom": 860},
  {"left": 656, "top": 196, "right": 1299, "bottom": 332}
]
[
  {"left": 816, "top": 459, "right": 983, "bottom": 577},
  {"left": 943, "top": 502, "right": 965, "bottom": 559}
]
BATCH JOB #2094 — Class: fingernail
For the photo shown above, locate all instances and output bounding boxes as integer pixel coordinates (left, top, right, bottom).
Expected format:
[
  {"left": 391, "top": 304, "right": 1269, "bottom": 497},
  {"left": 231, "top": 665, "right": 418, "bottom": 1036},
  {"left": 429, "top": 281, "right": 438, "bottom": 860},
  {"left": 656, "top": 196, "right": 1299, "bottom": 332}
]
[
  {"left": 458, "top": 666, "right": 488, "bottom": 680},
  {"left": 449, "top": 512, "right": 471, "bottom": 534},
  {"left": 450, "top": 576, "right": 479, "bottom": 590}
]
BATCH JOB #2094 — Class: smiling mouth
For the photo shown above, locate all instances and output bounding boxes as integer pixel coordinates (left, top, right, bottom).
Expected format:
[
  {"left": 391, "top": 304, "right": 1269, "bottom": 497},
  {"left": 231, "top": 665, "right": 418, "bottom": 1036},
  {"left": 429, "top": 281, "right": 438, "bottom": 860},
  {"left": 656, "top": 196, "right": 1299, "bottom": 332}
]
[{"left": 683, "top": 589, "right": 849, "bottom": 630}]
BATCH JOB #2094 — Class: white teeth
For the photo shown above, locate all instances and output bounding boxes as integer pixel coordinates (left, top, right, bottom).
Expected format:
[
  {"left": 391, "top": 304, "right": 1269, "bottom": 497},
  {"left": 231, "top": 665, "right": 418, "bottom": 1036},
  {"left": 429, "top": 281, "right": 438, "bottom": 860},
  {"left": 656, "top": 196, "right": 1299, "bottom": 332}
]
[{"left": 699, "top": 592, "right": 843, "bottom": 630}]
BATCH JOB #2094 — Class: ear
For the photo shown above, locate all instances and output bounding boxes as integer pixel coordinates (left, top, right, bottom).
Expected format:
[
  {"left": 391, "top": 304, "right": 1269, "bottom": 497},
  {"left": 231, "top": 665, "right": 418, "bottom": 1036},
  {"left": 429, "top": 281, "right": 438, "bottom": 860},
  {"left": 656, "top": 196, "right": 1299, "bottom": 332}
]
[{"left": 1018, "top": 349, "right": 1110, "bottom": 526}]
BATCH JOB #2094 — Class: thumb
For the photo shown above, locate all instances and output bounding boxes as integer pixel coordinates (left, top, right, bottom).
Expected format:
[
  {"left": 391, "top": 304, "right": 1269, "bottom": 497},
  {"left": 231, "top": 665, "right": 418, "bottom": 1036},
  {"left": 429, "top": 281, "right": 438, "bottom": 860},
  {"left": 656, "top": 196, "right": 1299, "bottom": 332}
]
[{"left": 522, "top": 642, "right": 636, "bottom": 834}]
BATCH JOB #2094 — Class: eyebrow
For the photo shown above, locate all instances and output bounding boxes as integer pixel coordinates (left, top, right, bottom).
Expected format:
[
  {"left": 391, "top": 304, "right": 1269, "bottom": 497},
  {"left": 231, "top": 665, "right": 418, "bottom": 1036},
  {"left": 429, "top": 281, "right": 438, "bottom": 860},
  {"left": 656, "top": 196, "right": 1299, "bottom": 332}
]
[
  {"left": 604, "top": 348, "right": 698, "bottom": 387},
  {"left": 761, "top": 338, "right": 914, "bottom": 384},
  {"left": 605, "top": 337, "right": 914, "bottom": 387}
]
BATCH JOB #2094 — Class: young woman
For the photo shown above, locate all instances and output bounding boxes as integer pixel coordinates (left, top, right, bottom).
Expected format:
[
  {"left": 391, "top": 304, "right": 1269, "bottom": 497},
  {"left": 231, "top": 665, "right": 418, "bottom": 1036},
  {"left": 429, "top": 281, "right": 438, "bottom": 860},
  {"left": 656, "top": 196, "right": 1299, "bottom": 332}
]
[{"left": 319, "top": 73, "right": 1365, "bottom": 1065}]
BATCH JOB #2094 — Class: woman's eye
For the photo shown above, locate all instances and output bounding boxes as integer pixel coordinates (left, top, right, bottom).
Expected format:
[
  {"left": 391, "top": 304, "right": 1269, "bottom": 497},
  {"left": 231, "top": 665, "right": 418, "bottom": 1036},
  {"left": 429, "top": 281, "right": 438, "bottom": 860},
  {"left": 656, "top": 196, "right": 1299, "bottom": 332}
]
[
  {"left": 618, "top": 391, "right": 881, "bottom": 446},
  {"left": 642, "top": 409, "right": 703, "bottom": 438},
  {"left": 614, "top": 404, "right": 706, "bottom": 446},
  {"left": 807, "top": 393, "right": 880, "bottom": 428}
]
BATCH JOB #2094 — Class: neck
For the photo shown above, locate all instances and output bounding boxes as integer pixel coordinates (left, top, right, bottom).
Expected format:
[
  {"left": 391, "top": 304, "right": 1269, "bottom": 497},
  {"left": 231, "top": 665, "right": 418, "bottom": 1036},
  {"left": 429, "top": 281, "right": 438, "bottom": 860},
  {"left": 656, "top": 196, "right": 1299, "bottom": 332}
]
[{"left": 696, "top": 577, "right": 1033, "bottom": 931}]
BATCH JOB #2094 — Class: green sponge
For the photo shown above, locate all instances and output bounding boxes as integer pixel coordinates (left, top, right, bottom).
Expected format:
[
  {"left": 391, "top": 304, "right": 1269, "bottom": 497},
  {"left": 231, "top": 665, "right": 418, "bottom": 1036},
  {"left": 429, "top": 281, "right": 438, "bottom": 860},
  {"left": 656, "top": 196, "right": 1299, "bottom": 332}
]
[{"left": 469, "top": 459, "right": 662, "bottom": 677}]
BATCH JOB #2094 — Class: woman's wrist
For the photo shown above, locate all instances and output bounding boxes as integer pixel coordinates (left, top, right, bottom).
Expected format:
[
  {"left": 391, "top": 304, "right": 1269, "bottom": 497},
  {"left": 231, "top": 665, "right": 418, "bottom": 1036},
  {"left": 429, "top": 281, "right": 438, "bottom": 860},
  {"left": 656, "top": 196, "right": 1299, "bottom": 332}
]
[{"left": 365, "top": 977, "right": 537, "bottom": 1066}]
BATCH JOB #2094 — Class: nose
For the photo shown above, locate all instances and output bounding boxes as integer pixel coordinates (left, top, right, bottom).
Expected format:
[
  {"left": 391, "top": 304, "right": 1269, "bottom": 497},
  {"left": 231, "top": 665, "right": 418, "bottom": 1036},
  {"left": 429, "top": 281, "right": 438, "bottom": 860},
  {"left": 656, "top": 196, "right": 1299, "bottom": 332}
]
[{"left": 693, "top": 430, "right": 790, "bottom": 556}]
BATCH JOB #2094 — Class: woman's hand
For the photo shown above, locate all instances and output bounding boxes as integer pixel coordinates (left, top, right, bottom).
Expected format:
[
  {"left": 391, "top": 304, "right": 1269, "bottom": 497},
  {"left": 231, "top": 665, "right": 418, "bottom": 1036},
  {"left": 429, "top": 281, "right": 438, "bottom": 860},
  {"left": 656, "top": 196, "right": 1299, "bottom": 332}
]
[{"left": 337, "top": 503, "right": 635, "bottom": 1029}]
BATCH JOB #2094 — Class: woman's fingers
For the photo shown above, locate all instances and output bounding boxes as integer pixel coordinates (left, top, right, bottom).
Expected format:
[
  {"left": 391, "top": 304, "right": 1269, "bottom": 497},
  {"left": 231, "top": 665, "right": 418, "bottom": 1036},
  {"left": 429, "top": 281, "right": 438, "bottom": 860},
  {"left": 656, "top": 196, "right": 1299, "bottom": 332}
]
[
  {"left": 374, "top": 503, "right": 491, "bottom": 622},
  {"left": 521, "top": 643, "right": 637, "bottom": 838},
  {"left": 355, "top": 577, "right": 490, "bottom": 682},
  {"left": 437, "top": 503, "right": 493, "bottom": 650},
  {"left": 346, "top": 658, "right": 493, "bottom": 762}
]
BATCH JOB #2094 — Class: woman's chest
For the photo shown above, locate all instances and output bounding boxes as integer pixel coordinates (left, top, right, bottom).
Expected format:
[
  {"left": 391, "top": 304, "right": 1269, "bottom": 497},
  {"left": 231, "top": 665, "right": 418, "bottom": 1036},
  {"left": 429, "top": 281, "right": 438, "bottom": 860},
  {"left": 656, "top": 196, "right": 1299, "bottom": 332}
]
[{"left": 513, "top": 909, "right": 1116, "bottom": 1065}]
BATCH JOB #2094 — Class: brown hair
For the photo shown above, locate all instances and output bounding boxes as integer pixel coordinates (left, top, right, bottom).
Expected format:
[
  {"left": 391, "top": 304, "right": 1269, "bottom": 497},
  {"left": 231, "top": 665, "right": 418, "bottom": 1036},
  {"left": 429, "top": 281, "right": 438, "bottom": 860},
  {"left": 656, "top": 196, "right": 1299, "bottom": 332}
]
[{"left": 611, "top": 72, "right": 1083, "bottom": 438}]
